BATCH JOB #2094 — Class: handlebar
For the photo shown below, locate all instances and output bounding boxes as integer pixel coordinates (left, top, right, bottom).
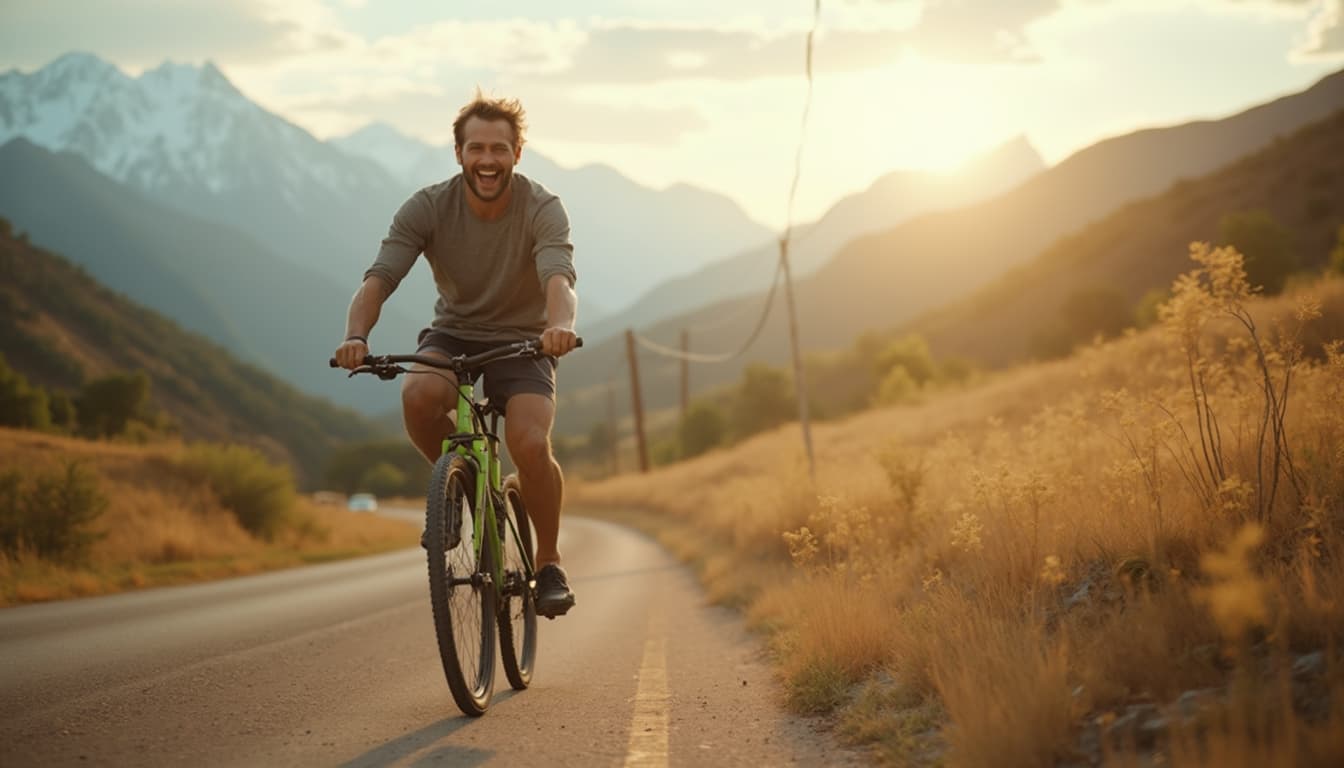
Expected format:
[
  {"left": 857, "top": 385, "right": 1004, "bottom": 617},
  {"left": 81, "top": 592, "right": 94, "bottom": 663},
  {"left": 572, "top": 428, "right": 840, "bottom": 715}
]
[{"left": 329, "top": 337, "right": 582, "bottom": 379}]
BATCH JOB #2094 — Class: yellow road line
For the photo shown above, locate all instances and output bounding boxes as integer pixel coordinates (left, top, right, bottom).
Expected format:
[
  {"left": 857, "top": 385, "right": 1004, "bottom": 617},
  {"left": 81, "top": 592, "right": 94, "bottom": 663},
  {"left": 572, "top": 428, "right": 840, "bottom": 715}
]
[{"left": 624, "top": 617, "right": 669, "bottom": 768}]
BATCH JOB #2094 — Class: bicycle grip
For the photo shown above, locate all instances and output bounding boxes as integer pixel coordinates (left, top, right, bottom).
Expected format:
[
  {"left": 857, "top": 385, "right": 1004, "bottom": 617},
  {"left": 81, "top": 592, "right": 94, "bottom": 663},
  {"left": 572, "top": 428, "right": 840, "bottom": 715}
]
[{"left": 328, "top": 358, "right": 338, "bottom": 367}]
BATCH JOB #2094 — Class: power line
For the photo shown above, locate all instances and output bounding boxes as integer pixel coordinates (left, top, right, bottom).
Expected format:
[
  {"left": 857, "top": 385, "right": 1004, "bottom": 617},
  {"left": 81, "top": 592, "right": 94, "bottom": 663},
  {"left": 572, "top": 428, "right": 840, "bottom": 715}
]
[{"left": 630, "top": 1, "right": 820, "bottom": 366}]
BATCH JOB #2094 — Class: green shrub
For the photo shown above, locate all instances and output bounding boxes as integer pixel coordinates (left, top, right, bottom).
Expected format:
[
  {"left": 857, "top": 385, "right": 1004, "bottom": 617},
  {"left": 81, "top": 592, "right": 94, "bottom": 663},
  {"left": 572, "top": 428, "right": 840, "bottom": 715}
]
[
  {"left": 359, "top": 462, "right": 407, "bottom": 498},
  {"left": 179, "top": 443, "right": 296, "bottom": 539},
  {"left": 0, "top": 353, "right": 52, "bottom": 431},
  {"left": 0, "top": 462, "right": 108, "bottom": 563},
  {"left": 1330, "top": 224, "right": 1344, "bottom": 276},
  {"left": 1218, "top": 210, "right": 1298, "bottom": 294},
  {"left": 873, "top": 366, "right": 919, "bottom": 406},
  {"left": 732, "top": 364, "right": 795, "bottom": 440},
  {"left": 679, "top": 400, "right": 726, "bottom": 458},
  {"left": 875, "top": 335, "right": 936, "bottom": 387},
  {"left": 76, "top": 371, "right": 150, "bottom": 437}
]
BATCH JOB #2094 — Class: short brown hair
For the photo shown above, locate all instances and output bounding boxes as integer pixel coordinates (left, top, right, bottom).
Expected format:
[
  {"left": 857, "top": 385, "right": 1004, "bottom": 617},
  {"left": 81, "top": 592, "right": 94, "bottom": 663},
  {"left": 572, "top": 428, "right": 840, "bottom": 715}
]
[{"left": 453, "top": 88, "right": 527, "bottom": 149}]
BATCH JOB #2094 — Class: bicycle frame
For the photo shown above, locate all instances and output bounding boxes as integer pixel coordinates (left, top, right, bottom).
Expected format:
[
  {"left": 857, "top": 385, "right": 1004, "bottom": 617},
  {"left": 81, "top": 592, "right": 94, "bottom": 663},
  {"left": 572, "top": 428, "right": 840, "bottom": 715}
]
[{"left": 442, "top": 380, "right": 534, "bottom": 592}]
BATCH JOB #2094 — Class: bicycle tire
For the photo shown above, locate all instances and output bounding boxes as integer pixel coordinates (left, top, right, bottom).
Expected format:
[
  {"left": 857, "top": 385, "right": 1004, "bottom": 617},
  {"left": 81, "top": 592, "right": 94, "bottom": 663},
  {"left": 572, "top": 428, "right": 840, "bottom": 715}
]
[
  {"left": 426, "top": 454, "right": 497, "bottom": 716},
  {"left": 497, "top": 474, "right": 538, "bottom": 690}
]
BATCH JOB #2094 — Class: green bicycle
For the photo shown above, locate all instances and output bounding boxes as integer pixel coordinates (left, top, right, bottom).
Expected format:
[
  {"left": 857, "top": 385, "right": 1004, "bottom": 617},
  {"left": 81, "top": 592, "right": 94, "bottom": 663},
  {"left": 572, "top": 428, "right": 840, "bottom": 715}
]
[{"left": 331, "top": 337, "right": 580, "bottom": 716}]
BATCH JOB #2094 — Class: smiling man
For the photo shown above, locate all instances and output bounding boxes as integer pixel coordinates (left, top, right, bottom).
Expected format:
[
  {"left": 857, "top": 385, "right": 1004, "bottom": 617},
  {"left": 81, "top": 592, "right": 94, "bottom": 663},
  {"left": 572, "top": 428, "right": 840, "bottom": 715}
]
[{"left": 333, "top": 90, "right": 580, "bottom": 618}]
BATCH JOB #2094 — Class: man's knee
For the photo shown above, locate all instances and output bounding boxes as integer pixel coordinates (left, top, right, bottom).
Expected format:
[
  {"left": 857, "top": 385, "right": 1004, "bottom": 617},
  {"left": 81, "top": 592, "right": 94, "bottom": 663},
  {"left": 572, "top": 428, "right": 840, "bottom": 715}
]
[
  {"left": 509, "top": 427, "right": 554, "bottom": 473},
  {"left": 402, "top": 374, "right": 453, "bottom": 419}
]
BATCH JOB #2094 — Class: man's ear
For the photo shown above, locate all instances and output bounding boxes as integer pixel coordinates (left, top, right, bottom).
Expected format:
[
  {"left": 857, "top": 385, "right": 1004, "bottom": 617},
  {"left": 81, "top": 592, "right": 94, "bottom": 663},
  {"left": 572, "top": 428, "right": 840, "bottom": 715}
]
[{"left": 454, "top": 145, "right": 463, "bottom": 166}]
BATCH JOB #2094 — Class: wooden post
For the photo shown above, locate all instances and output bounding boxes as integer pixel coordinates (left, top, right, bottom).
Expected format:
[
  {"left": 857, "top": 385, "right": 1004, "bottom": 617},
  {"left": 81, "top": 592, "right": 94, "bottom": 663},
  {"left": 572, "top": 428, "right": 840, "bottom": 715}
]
[
  {"left": 624, "top": 330, "right": 650, "bottom": 473},
  {"left": 606, "top": 378, "right": 619, "bottom": 475},
  {"left": 780, "top": 239, "right": 815, "bottom": 482},
  {"left": 680, "top": 329, "right": 689, "bottom": 419}
]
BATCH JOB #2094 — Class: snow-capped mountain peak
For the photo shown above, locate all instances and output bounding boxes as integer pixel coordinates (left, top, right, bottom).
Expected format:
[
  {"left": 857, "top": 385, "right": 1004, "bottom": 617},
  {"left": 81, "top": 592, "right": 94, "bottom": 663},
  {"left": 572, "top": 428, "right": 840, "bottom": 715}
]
[{"left": 0, "top": 52, "right": 375, "bottom": 201}]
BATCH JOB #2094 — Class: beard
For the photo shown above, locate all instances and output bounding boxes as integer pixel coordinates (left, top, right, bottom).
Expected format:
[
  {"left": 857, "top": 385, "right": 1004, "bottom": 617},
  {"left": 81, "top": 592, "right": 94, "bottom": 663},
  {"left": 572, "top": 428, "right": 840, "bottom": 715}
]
[{"left": 464, "top": 164, "right": 513, "bottom": 203}]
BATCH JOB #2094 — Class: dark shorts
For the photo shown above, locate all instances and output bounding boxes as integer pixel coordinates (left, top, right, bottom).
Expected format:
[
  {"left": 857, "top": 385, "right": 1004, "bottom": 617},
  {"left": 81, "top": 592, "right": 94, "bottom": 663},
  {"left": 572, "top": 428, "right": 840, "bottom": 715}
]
[{"left": 416, "top": 328, "right": 556, "bottom": 406}]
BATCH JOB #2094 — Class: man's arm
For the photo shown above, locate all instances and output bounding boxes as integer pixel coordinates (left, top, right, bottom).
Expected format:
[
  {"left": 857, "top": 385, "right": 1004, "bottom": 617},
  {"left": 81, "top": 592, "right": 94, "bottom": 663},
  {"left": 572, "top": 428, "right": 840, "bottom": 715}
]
[
  {"left": 334, "top": 277, "right": 391, "bottom": 369},
  {"left": 540, "top": 274, "right": 578, "bottom": 357}
]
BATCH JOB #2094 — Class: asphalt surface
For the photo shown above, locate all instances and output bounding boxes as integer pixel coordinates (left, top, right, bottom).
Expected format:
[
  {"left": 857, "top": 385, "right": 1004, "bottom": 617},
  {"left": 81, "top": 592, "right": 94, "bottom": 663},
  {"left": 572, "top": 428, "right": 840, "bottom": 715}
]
[{"left": 0, "top": 514, "right": 862, "bottom": 767}]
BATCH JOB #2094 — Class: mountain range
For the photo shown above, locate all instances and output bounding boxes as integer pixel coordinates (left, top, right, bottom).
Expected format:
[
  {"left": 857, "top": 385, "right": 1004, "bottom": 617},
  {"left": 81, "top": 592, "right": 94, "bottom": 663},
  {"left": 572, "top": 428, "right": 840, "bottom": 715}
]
[
  {"left": 0, "top": 52, "right": 778, "bottom": 410},
  {"left": 551, "top": 66, "right": 1344, "bottom": 432},
  {"left": 0, "top": 218, "right": 380, "bottom": 485}
]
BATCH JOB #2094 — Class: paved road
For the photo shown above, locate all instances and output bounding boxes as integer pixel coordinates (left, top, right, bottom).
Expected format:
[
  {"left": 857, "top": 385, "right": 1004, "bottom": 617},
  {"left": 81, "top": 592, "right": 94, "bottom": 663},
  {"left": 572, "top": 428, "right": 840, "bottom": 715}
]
[{"left": 0, "top": 515, "right": 860, "bottom": 767}]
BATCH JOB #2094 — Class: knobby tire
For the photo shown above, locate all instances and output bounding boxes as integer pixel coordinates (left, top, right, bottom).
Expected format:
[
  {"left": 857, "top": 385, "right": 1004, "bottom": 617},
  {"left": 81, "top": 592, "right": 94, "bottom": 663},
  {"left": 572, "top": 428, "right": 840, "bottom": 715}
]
[
  {"left": 426, "top": 454, "right": 497, "bottom": 716},
  {"left": 498, "top": 474, "right": 538, "bottom": 690}
]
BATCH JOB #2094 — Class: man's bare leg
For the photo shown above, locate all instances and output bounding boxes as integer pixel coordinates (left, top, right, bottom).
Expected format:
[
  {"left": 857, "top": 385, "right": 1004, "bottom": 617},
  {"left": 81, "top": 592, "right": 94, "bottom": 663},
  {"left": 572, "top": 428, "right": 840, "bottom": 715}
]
[
  {"left": 401, "top": 353, "right": 458, "bottom": 464},
  {"left": 505, "top": 393, "right": 563, "bottom": 568}
]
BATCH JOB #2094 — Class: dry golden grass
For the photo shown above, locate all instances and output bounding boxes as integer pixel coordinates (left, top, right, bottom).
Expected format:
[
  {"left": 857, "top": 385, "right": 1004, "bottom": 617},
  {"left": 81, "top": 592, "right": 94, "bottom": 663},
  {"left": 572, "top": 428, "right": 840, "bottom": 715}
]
[
  {"left": 0, "top": 430, "right": 417, "bottom": 606},
  {"left": 571, "top": 258, "right": 1344, "bottom": 766}
]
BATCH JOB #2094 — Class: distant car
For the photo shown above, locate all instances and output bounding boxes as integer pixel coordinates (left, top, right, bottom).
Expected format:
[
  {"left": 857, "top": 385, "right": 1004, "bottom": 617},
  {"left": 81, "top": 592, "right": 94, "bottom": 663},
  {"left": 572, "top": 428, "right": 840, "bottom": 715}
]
[{"left": 347, "top": 493, "right": 378, "bottom": 512}]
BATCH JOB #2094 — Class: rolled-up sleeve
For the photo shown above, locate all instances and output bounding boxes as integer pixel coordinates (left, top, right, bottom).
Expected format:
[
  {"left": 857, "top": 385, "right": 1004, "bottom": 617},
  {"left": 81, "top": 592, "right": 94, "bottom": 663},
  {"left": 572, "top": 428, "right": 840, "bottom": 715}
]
[
  {"left": 364, "top": 191, "right": 433, "bottom": 294},
  {"left": 532, "top": 196, "right": 576, "bottom": 288}
]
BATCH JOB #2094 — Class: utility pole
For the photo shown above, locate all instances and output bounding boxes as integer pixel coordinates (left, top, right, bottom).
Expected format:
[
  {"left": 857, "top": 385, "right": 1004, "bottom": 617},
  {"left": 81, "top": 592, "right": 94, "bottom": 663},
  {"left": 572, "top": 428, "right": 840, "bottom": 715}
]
[
  {"left": 606, "top": 378, "right": 619, "bottom": 475},
  {"left": 780, "top": 239, "right": 815, "bottom": 481},
  {"left": 680, "top": 329, "right": 690, "bottom": 418},
  {"left": 624, "top": 329, "right": 650, "bottom": 473}
]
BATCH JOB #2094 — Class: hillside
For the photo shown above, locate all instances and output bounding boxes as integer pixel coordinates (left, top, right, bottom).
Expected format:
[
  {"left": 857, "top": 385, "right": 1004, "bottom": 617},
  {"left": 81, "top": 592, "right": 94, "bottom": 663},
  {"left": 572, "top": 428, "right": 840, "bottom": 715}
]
[
  {"left": 0, "top": 138, "right": 402, "bottom": 413},
  {"left": 912, "top": 108, "right": 1344, "bottom": 365},
  {"left": 581, "top": 136, "right": 1046, "bottom": 343},
  {"left": 554, "top": 66, "right": 1344, "bottom": 433},
  {"left": 0, "top": 221, "right": 385, "bottom": 484}
]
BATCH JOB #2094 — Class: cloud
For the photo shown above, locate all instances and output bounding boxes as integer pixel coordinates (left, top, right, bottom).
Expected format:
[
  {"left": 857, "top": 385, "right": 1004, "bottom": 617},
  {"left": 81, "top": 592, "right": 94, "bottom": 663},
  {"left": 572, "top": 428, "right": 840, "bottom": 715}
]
[
  {"left": 0, "top": 0, "right": 300, "bottom": 69},
  {"left": 901, "top": 0, "right": 1061, "bottom": 62},
  {"left": 530, "top": 22, "right": 909, "bottom": 84},
  {"left": 1300, "top": 0, "right": 1344, "bottom": 54}
]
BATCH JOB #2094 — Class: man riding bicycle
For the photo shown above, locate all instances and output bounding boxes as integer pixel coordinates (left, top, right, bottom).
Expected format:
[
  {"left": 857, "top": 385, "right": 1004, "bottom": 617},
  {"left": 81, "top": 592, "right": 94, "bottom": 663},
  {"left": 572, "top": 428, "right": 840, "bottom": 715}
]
[{"left": 333, "top": 91, "right": 579, "bottom": 618}]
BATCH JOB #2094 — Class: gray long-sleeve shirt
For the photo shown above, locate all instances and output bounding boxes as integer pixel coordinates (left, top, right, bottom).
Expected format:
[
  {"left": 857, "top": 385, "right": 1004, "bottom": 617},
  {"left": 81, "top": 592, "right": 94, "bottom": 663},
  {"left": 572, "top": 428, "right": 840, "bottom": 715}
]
[{"left": 364, "top": 173, "right": 576, "bottom": 342}]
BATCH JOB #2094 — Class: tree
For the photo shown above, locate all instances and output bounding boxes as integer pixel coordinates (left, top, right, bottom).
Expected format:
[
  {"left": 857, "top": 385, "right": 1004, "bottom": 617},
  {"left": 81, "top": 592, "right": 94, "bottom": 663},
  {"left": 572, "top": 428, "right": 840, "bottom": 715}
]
[
  {"left": 47, "top": 390, "right": 77, "bottom": 432},
  {"left": 873, "top": 366, "right": 918, "bottom": 406},
  {"left": 359, "top": 462, "right": 407, "bottom": 498},
  {"left": 586, "top": 420, "right": 617, "bottom": 461},
  {"left": 1330, "top": 224, "right": 1344, "bottom": 276},
  {"left": 1134, "top": 288, "right": 1169, "bottom": 329},
  {"left": 0, "top": 353, "right": 51, "bottom": 431},
  {"left": 679, "top": 400, "right": 725, "bottom": 458},
  {"left": 76, "top": 371, "right": 150, "bottom": 437},
  {"left": 1218, "top": 210, "right": 1297, "bottom": 294},
  {"left": 875, "top": 334, "right": 936, "bottom": 387},
  {"left": 732, "top": 364, "right": 794, "bottom": 439}
]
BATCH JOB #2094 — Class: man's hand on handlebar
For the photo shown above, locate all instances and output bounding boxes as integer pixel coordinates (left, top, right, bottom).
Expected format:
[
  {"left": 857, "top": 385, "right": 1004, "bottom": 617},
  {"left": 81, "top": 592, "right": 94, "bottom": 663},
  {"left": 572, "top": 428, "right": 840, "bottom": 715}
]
[
  {"left": 334, "top": 337, "right": 369, "bottom": 370},
  {"left": 540, "top": 327, "right": 579, "bottom": 357}
]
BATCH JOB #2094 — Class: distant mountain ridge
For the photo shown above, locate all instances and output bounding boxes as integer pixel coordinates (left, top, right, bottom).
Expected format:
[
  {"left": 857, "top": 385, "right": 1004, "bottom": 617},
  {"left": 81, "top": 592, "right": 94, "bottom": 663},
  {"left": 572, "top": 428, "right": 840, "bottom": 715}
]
[
  {"left": 0, "top": 52, "right": 776, "bottom": 400},
  {"left": 580, "top": 135, "right": 1047, "bottom": 342},
  {"left": 333, "top": 121, "right": 775, "bottom": 318},
  {"left": 0, "top": 218, "right": 383, "bottom": 485},
  {"left": 0, "top": 138, "right": 398, "bottom": 413},
  {"left": 552, "top": 66, "right": 1344, "bottom": 433}
]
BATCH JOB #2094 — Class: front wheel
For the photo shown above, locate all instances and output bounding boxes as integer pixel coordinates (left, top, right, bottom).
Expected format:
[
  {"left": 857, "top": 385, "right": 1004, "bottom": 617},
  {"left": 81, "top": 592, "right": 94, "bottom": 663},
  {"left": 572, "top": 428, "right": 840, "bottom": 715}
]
[
  {"left": 498, "top": 474, "right": 538, "bottom": 690},
  {"left": 426, "top": 454, "right": 496, "bottom": 716}
]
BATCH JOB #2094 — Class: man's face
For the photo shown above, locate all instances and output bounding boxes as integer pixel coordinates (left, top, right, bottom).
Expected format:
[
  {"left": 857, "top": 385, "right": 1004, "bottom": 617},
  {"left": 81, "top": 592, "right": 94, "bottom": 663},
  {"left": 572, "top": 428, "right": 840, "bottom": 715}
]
[{"left": 455, "top": 116, "right": 521, "bottom": 203}]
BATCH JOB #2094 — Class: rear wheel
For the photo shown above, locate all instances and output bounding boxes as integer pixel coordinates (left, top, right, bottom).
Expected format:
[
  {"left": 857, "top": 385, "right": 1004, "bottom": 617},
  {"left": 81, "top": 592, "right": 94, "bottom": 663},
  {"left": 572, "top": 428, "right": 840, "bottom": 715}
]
[
  {"left": 498, "top": 474, "right": 538, "bottom": 690},
  {"left": 426, "top": 454, "right": 496, "bottom": 716}
]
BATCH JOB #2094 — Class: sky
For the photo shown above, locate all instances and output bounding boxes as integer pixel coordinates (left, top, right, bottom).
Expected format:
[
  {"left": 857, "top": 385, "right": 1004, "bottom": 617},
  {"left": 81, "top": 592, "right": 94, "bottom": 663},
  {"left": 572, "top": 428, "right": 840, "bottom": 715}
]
[{"left": 1, "top": 0, "right": 1342, "bottom": 228}]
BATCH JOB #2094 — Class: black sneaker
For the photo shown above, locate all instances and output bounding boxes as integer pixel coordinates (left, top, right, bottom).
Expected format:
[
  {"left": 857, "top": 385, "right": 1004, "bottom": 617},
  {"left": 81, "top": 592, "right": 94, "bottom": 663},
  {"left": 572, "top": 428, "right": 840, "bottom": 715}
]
[{"left": 534, "top": 564, "right": 576, "bottom": 619}]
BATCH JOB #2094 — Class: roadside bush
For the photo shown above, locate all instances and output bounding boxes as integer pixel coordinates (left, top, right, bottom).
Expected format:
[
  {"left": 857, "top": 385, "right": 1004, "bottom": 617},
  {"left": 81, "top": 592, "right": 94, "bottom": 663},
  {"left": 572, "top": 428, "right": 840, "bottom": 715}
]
[
  {"left": 679, "top": 399, "right": 726, "bottom": 458},
  {"left": 1218, "top": 209, "right": 1298, "bottom": 294},
  {"left": 76, "top": 371, "right": 150, "bottom": 438},
  {"left": 359, "top": 462, "right": 407, "bottom": 498},
  {"left": 0, "top": 353, "right": 52, "bottom": 431},
  {"left": 732, "top": 363, "right": 795, "bottom": 440},
  {"left": 179, "top": 443, "right": 296, "bottom": 539},
  {"left": 0, "top": 462, "right": 107, "bottom": 563}
]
